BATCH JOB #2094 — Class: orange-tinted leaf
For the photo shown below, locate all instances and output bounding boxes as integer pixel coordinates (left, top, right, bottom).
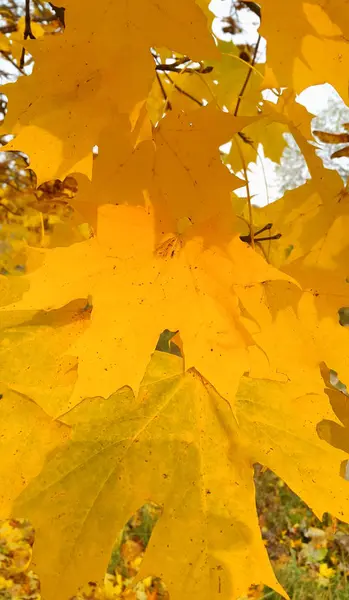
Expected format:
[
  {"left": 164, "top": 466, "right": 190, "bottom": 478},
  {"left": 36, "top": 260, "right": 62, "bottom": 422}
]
[
  {"left": 259, "top": 0, "right": 349, "bottom": 99},
  {"left": 2, "top": 204, "right": 292, "bottom": 409},
  {"left": 331, "top": 146, "right": 349, "bottom": 159},
  {"left": 1, "top": 0, "right": 217, "bottom": 182},
  {"left": 313, "top": 130, "right": 349, "bottom": 144}
]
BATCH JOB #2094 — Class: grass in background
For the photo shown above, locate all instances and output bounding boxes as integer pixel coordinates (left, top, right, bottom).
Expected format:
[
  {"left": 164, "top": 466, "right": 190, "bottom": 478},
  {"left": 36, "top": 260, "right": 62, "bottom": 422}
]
[{"left": 254, "top": 466, "right": 349, "bottom": 599}]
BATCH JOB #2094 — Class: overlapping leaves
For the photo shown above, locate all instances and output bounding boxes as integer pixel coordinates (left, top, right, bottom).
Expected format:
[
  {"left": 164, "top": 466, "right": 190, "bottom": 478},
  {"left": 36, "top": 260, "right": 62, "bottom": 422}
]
[
  {"left": 8, "top": 350, "right": 349, "bottom": 600},
  {"left": 2, "top": 0, "right": 349, "bottom": 599}
]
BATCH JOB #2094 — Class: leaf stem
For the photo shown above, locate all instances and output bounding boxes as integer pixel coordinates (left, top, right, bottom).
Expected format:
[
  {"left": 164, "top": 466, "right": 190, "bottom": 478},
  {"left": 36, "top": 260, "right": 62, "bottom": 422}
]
[
  {"left": 235, "top": 135, "right": 254, "bottom": 248},
  {"left": 163, "top": 70, "right": 203, "bottom": 107},
  {"left": 152, "top": 52, "right": 204, "bottom": 107},
  {"left": 155, "top": 71, "right": 172, "bottom": 111},
  {"left": 234, "top": 34, "right": 261, "bottom": 116}
]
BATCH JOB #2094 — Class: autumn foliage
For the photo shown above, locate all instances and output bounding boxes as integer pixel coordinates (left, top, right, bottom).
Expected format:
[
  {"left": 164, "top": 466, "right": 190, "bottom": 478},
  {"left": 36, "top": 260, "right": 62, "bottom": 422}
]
[{"left": 1, "top": 0, "right": 349, "bottom": 599}]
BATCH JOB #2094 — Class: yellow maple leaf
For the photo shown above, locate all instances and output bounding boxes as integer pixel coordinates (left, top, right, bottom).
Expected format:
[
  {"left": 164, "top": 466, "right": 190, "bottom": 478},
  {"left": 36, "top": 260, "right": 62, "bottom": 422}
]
[
  {"left": 148, "top": 39, "right": 264, "bottom": 123},
  {"left": 258, "top": 167, "right": 349, "bottom": 387},
  {"left": 227, "top": 116, "right": 287, "bottom": 172},
  {"left": 259, "top": 0, "right": 349, "bottom": 99},
  {"left": 1, "top": 0, "right": 217, "bottom": 183},
  {"left": 0, "top": 386, "right": 69, "bottom": 518},
  {"left": 12, "top": 351, "right": 286, "bottom": 600},
  {"left": 12, "top": 350, "right": 349, "bottom": 600},
  {"left": 316, "top": 363, "right": 349, "bottom": 458},
  {"left": 0, "top": 33, "right": 10, "bottom": 53},
  {"left": 236, "top": 364, "right": 349, "bottom": 524},
  {"left": 3, "top": 203, "right": 292, "bottom": 409},
  {"left": 2, "top": 3, "right": 349, "bottom": 600},
  {"left": 0, "top": 298, "right": 91, "bottom": 416},
  {"left": 71, "top": 106, "right": 253, "bottom": 232}
]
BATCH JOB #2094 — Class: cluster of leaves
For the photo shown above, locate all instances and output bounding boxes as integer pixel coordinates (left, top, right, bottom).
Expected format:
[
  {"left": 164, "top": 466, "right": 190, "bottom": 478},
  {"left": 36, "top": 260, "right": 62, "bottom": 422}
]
[
  {"left": 0, "top": 0, "right": 78, "bottom": 274},
  {"left": 0, "top": 0, "right": 62, "bottom": 77},
  {"left": 4, "top": 466, "right": 349, "bottom": 600},
  {"left": 3, "top": 0, "right": 349, "bottom": 599}
]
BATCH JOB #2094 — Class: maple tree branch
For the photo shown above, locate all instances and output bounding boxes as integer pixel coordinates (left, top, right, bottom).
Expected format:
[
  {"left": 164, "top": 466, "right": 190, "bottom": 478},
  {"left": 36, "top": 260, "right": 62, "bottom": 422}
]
[
  {"left": 234, "top": 34, "right": 261, "bottom": 116},
  {"left": 156, "top": 63, "right": 213, "bottom": 74},
  {"left": 20, "top": 0, "right": 36, "bottom": 70},
  {"left": 151, "top": 53, "right": 190, "bottom": 68},
  {"left": 154, "top": 57, "right": 190, "bottom": 72},
  {"left": 24, "top": 0, "right": 35, "bottom": 40}
]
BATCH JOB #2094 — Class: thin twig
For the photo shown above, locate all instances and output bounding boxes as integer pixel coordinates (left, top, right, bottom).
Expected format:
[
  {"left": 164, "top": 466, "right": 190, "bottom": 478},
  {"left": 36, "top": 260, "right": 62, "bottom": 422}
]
[
  {"left": 234, "top": 34, "right": 261, "bottom": 116},
  {"left": 164, "top": 70, "right": 203, "bottom": 107},
  {"left": 155, "top": 71, "right": 172, "bottom": 111},
  {"left": 155, "top": 56, "right": 190, "bottom": 71},
  {"left": 156, "top": 63, "right": 213, "bottom": 74},
  {"left": 235, "top": 135, "right": 254, "bottom": 248},
  {"left": 24, "top": 0, "right": 35, "bottom": 39},
  {"left": 152, "top": 51, "right": 204, "bottom": 107},
  {"left": 255, "top": 223, "right": 272, "bottom": 236},
  {"left": 225, "top": 51, "right": 264, "bottom": 76},
  {"left": 20, "top": 0, "right": 35, "bottom": 70},
  {"left": 19, "top": 47, "right": 26, "bottom": 69}
]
